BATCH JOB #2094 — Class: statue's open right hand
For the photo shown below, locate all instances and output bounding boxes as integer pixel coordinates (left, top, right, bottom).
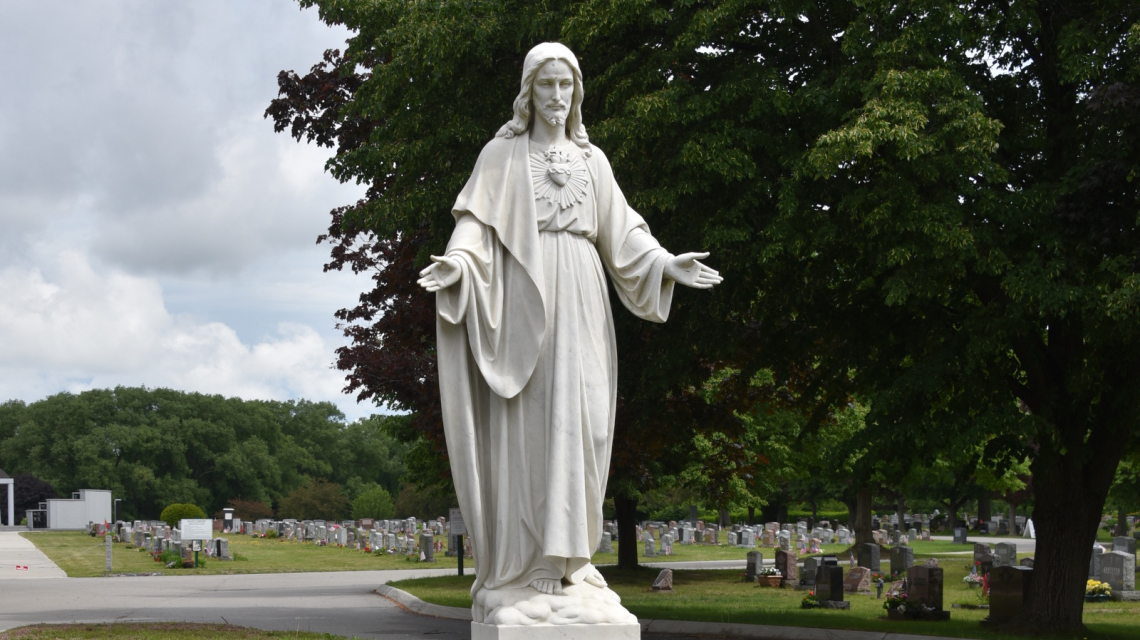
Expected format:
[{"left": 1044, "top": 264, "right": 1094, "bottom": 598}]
[{"left": 417, "top": 255, "right": 462, "bottom": 292}]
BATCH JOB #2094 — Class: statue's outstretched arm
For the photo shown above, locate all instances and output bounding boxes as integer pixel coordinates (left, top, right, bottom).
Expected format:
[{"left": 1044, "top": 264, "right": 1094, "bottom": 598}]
[{"left": 664, "top": 252, "right": 723, "bottom": 290}]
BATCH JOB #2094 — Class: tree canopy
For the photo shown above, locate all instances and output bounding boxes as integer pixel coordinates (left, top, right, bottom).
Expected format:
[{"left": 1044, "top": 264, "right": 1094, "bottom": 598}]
[
  {"left": 276, "top": 0, "right": 1140, "bottom": 631},
  {"left": 0, "top": 387, "right": 408, "bottom": 520}
]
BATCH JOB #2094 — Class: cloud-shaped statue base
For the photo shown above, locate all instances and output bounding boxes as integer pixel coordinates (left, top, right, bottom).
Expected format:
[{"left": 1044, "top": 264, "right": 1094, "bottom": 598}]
[{"left": 473, "top": 582, "right": 638, "bottom": 627}]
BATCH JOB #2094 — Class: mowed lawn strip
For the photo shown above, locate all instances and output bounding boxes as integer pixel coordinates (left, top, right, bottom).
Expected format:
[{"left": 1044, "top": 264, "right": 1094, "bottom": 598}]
[
  {"left": 389, "top": 563, "right": 1140, "bottom": 640},
  {"left": 0, "top": 623, "right": 342, "bottom": 639},
  {"left": 20, "top": 531, "right": 448, "bottom": 577}
]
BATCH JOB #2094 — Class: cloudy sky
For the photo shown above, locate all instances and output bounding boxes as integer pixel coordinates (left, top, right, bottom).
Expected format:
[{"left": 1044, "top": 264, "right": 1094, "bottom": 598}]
[{"left": 0, "top": 1, "right": 377, "bottom": 420}]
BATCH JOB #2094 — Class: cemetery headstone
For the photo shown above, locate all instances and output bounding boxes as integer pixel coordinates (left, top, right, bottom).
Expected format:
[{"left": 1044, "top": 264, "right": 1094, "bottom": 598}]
[
  {"left": 974, "top": 543, "right": 995, "bottom": 576},
  {"left": 994, "top": 542, "right": 1018, "bottom": 568},
  {"left": 775, "top": 549, "right": 797, "bottom": 586},
  {"left": 858, "top": 543, "right": 881, "bottom": 572},
  {"left": 643, "top": 529, "right": 657, "bottom": 557},
  {"left": 907, "top": 566, "right": 945, "bottom": 614},
  {"left": 1114, "top": 536, "right": 1137, "bottom": 556},
  {"left": 953, "top": 527, "right": 969, "bottom": 544},
  {"left": 890, "top": 545, "right": 914, "bottom": 576},
  {"left": 801, "top": 557, "right": 818, "bottom": 586},
  {"left": 1099, "top": 550, "right": 1136, "bottom": 593},
  {"left": 420, "top": 532, "right": 435, "bottom": 562},
  {"left": 1090, "top": 545, "right": 1105, "bottom": 579},
  {"left": 745, "top": 551, "right": 763, "bottom": 582},
  {"left": 599, "top": 532, "right": 613, "bottom": 553},
  {"left": 652, "top": 568, "right": 673, "bottom": 591},
  {"left": 844, "top": 566, "right": 872, "bottom": 593},
  {"left": 815, "top": 565, "right": 845, "bottom": 602},
  {"left": 988, "top": 566, "right": 1033, "bottom": 623}
]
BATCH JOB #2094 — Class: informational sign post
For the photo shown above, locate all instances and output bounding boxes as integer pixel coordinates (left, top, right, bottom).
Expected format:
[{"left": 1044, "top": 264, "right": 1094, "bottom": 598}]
[
  {"left": 180, "top": 519, "right": 213, "bottom": 540},
  {"left": 449, "top": 508, "right": 466, "bottom": 576}
]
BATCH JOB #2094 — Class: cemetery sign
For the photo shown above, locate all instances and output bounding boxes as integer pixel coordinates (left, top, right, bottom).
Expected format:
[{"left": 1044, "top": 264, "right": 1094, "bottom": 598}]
[{"left": 180, "top": 518, "right": 213, "bottom": 541}]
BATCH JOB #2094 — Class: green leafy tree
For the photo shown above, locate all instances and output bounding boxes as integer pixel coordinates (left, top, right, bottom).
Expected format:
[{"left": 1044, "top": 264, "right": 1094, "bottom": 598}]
[
  {"left": 277, "top": 2, "right": 1140, "bottom": 628},
  {"left": 159, "top": 503, "right": 207, "bottom": 528},
  {"left": 351, "top": 485, "right": 395, "bottom": 520},
  {"left": 278, "top": 478, "right": 351, "bottom": 521}
]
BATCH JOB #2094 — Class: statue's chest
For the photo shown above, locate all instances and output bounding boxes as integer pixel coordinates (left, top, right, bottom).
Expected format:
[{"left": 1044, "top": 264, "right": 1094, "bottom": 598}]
[{"left": 530, "top": 147, "right": 589, "bottom": 210}]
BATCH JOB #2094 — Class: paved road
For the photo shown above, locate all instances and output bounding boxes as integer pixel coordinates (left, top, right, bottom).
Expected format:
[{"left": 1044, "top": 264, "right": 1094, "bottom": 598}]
[{"left": 930, "top": 535, "right": 1037, "bottom": 552}]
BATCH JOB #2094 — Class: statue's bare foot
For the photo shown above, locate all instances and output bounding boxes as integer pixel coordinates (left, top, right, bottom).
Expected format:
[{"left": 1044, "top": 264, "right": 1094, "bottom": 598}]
[
  {"left": 530, "top": 578, "right": 564, "bottom": 595},
  {"left": 583, "top": 565, "right": 607, "bottom": 588}
]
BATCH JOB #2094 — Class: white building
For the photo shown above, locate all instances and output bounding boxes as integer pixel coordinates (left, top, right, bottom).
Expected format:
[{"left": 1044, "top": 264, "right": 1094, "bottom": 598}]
[{"left": 43, "top": 489, "right": 113, "bottom": 530}]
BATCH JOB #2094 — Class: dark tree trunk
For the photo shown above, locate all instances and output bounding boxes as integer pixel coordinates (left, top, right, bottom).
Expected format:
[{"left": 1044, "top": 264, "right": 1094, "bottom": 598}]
[
  {"left": 810, "top": 498, "right": 818, "bottom": 528},
  {"left": 845, "top": 495, "right": 857, "bottom": 530},
  {"left": 1117, "top": 506, "right": 1128, "bottom": 537},
  {"left": 747, "top": 506, "right": 755, "bottom": 526},
  {"left": 718, "top": 509, "right": 730, "bottom": 528},
  {"left": 615, "top": 493, "right": 639, "bottom": 570},
  {"left": 978, "top": 496, "right": 992, "bottom": 528},
  {"left": 1008, "top": 503, "right": 1017, "bottom": 535},
  {"left": 1013, "top": 420, "right": 1125, "bottom": 632},
  {"left": 896, "top": 496, "right": 907, "bottom": 533},
  {"left": 760, "top": 493, "right": 786, "bottom": 524},
  {"left": 854, "top": 488, "right": 873, "bottom": 546}
]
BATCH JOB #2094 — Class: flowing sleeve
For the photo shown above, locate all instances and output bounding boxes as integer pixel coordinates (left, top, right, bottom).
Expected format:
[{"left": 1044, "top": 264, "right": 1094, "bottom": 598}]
[
  {"left": 436, "top": 213, "right": 544, "bottom": 400},
  {"left": 589, "top": 147, "right": 675, "bottom": 323}
]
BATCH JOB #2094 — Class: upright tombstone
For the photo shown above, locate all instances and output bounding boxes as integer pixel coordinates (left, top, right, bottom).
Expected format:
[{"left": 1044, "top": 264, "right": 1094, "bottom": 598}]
[
  {"left": 643, "top": 529, "right": 657, "bottom": 557},
  {"left": 858, "top": 543, "right": 881, "bottom": 572},
  {"left": 988, "top": 566, "right": 1033, "bottom": 623},
  {"left": 598, "top": 532, "right": 613, "bottom": 553},
  {"left": 993, "top": 542, "right": 1018, "bottom": 568},
  {"left": 815, "top": 565, "right": 845, "bottom": 603},
  {"left": 974, "top": 543, "right": 995, "bottom": 576},
  {"left": 844, "top": 566, "right": 872, "bottom": 594},
  {"left": 1114, "top": 536, "right": 1137, "bottom": 556},
  {"left": 1090, "top": 545, "right": 1106, "bottom": 579},
  {"left": 775, "top": 549, "right": 797, "bottom": 586},
  {"left": 801, "top": 557, "right": 819, "bottom": 587},
  {"left": 420, "top": 531, "right": 435, "bottom": 562},
  {"left": 1099, "top": 550, "right": 1136, "bottom": 593},
  {"left": 889, "top": 545, "right": 914, "bottom": 576},
  {"left": 745, "top": 551, "right": 763, "bottom": 583},
  {"left": 953, "top": 527, "right": 969, "bottom": 544},
  {"left": 907, "top": 566, "right": 946, "bottom": 615}
]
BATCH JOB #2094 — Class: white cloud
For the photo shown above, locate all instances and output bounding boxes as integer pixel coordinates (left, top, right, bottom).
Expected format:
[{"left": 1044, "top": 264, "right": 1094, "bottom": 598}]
[
  {"left": 0, "top": 252, "right": 364, "bottom": 418},
  {"left": 0, "top": 1, "right": 377, "bottom": 418}
]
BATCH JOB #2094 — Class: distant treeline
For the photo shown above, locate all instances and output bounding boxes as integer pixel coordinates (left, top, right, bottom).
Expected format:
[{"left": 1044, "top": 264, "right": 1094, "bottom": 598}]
[{"left": 0, "top": 387, "right": 410, "bottom": 521}]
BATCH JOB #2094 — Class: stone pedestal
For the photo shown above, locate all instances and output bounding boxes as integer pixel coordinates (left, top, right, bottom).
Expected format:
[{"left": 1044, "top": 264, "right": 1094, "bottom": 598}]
[{"left": 471, "top": 623, "right": 640, "bottom": 639}]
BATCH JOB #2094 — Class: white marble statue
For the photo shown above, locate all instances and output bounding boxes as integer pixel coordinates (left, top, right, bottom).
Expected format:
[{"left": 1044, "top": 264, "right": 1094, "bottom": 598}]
[{"left": 419, "top": 42, "right": 721, "bottom": 635}]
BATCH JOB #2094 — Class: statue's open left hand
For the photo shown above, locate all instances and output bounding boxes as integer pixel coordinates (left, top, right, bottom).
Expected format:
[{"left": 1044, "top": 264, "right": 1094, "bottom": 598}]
[
  {"left": 664, "top": 252, "right": 723, "bottom": 289},
  {"left": 417, "top": 255, "right": 462, "bottom": 292}
]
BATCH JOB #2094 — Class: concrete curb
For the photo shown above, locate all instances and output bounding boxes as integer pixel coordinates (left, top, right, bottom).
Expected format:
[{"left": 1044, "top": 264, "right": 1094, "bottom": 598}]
[
  {"left": 376, "top": 584, "right": 473, "bottom": 620},
  {"left": 376, "top": 585, "right": 978, "bottom": 640}
]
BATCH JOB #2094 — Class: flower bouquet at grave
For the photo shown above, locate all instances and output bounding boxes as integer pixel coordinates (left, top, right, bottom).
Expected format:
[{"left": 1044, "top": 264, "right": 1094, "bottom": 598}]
[
  {"left": 801, "top": 591, "right": 821, "bottom": 609},
  {"left": 1086, "top": 579, "right": 1112, "bottom": 602},
  {"left": 883, "top": 594, "right": 909, "bottom": 612}
]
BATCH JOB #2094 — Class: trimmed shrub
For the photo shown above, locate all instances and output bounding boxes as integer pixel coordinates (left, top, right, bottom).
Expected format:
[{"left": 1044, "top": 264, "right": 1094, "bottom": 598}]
[
  {"left": 160, "top": 503, "right": 207, "bottom": 528},
  {"left": 353, "top": 486, "right": 395, "bottom": 521}
]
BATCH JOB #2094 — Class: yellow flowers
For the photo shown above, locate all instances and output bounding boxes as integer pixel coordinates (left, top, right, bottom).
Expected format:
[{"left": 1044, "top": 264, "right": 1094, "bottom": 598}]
[{"left": 1086, "top": 579, "right": 1112, "bottom": 596}]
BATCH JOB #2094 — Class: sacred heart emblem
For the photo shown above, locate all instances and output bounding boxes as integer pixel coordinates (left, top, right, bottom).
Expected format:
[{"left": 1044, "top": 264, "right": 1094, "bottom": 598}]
[{"left": 548, "top": 163, "right": 571, "bottom": 186}]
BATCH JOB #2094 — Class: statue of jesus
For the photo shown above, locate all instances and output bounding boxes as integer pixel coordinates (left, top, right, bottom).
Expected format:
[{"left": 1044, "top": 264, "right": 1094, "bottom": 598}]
[{"left": 418, "top": 42, "right": 721, "bottom": 630}]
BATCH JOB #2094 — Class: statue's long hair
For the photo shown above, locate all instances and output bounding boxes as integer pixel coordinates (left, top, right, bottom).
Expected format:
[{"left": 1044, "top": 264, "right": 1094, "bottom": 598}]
[{"left": 496, "top": 42, "right": 589, "bottom": 147}]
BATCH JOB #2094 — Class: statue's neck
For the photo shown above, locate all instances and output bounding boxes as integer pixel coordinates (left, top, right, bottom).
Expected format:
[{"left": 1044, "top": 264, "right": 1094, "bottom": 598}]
[{"left": 529, "top": 119, "right": 567, "bottom": 148}]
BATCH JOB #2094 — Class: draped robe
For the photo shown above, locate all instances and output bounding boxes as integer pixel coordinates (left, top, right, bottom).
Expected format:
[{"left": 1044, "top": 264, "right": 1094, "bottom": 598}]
[{"left": 435, "top": 132, "right": 674, "bottom": 613}]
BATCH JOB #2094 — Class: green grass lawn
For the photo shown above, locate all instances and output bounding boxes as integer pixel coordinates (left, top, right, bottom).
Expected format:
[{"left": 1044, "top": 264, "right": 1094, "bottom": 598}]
[
  {"left": 391, "top": 554, "right": 1140, "bottom": 640},
  {"left": 0, "top": 623, "right": 345, "bottom": 639},
  {"left": 21, "top": 531, "right": 453, "bottom": 577}
]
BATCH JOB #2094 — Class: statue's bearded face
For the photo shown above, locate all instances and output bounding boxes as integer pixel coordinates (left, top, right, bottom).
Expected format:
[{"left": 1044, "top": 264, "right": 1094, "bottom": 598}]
[{"left": 531, "top": 59, "right": 574, "bottom": 128}]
